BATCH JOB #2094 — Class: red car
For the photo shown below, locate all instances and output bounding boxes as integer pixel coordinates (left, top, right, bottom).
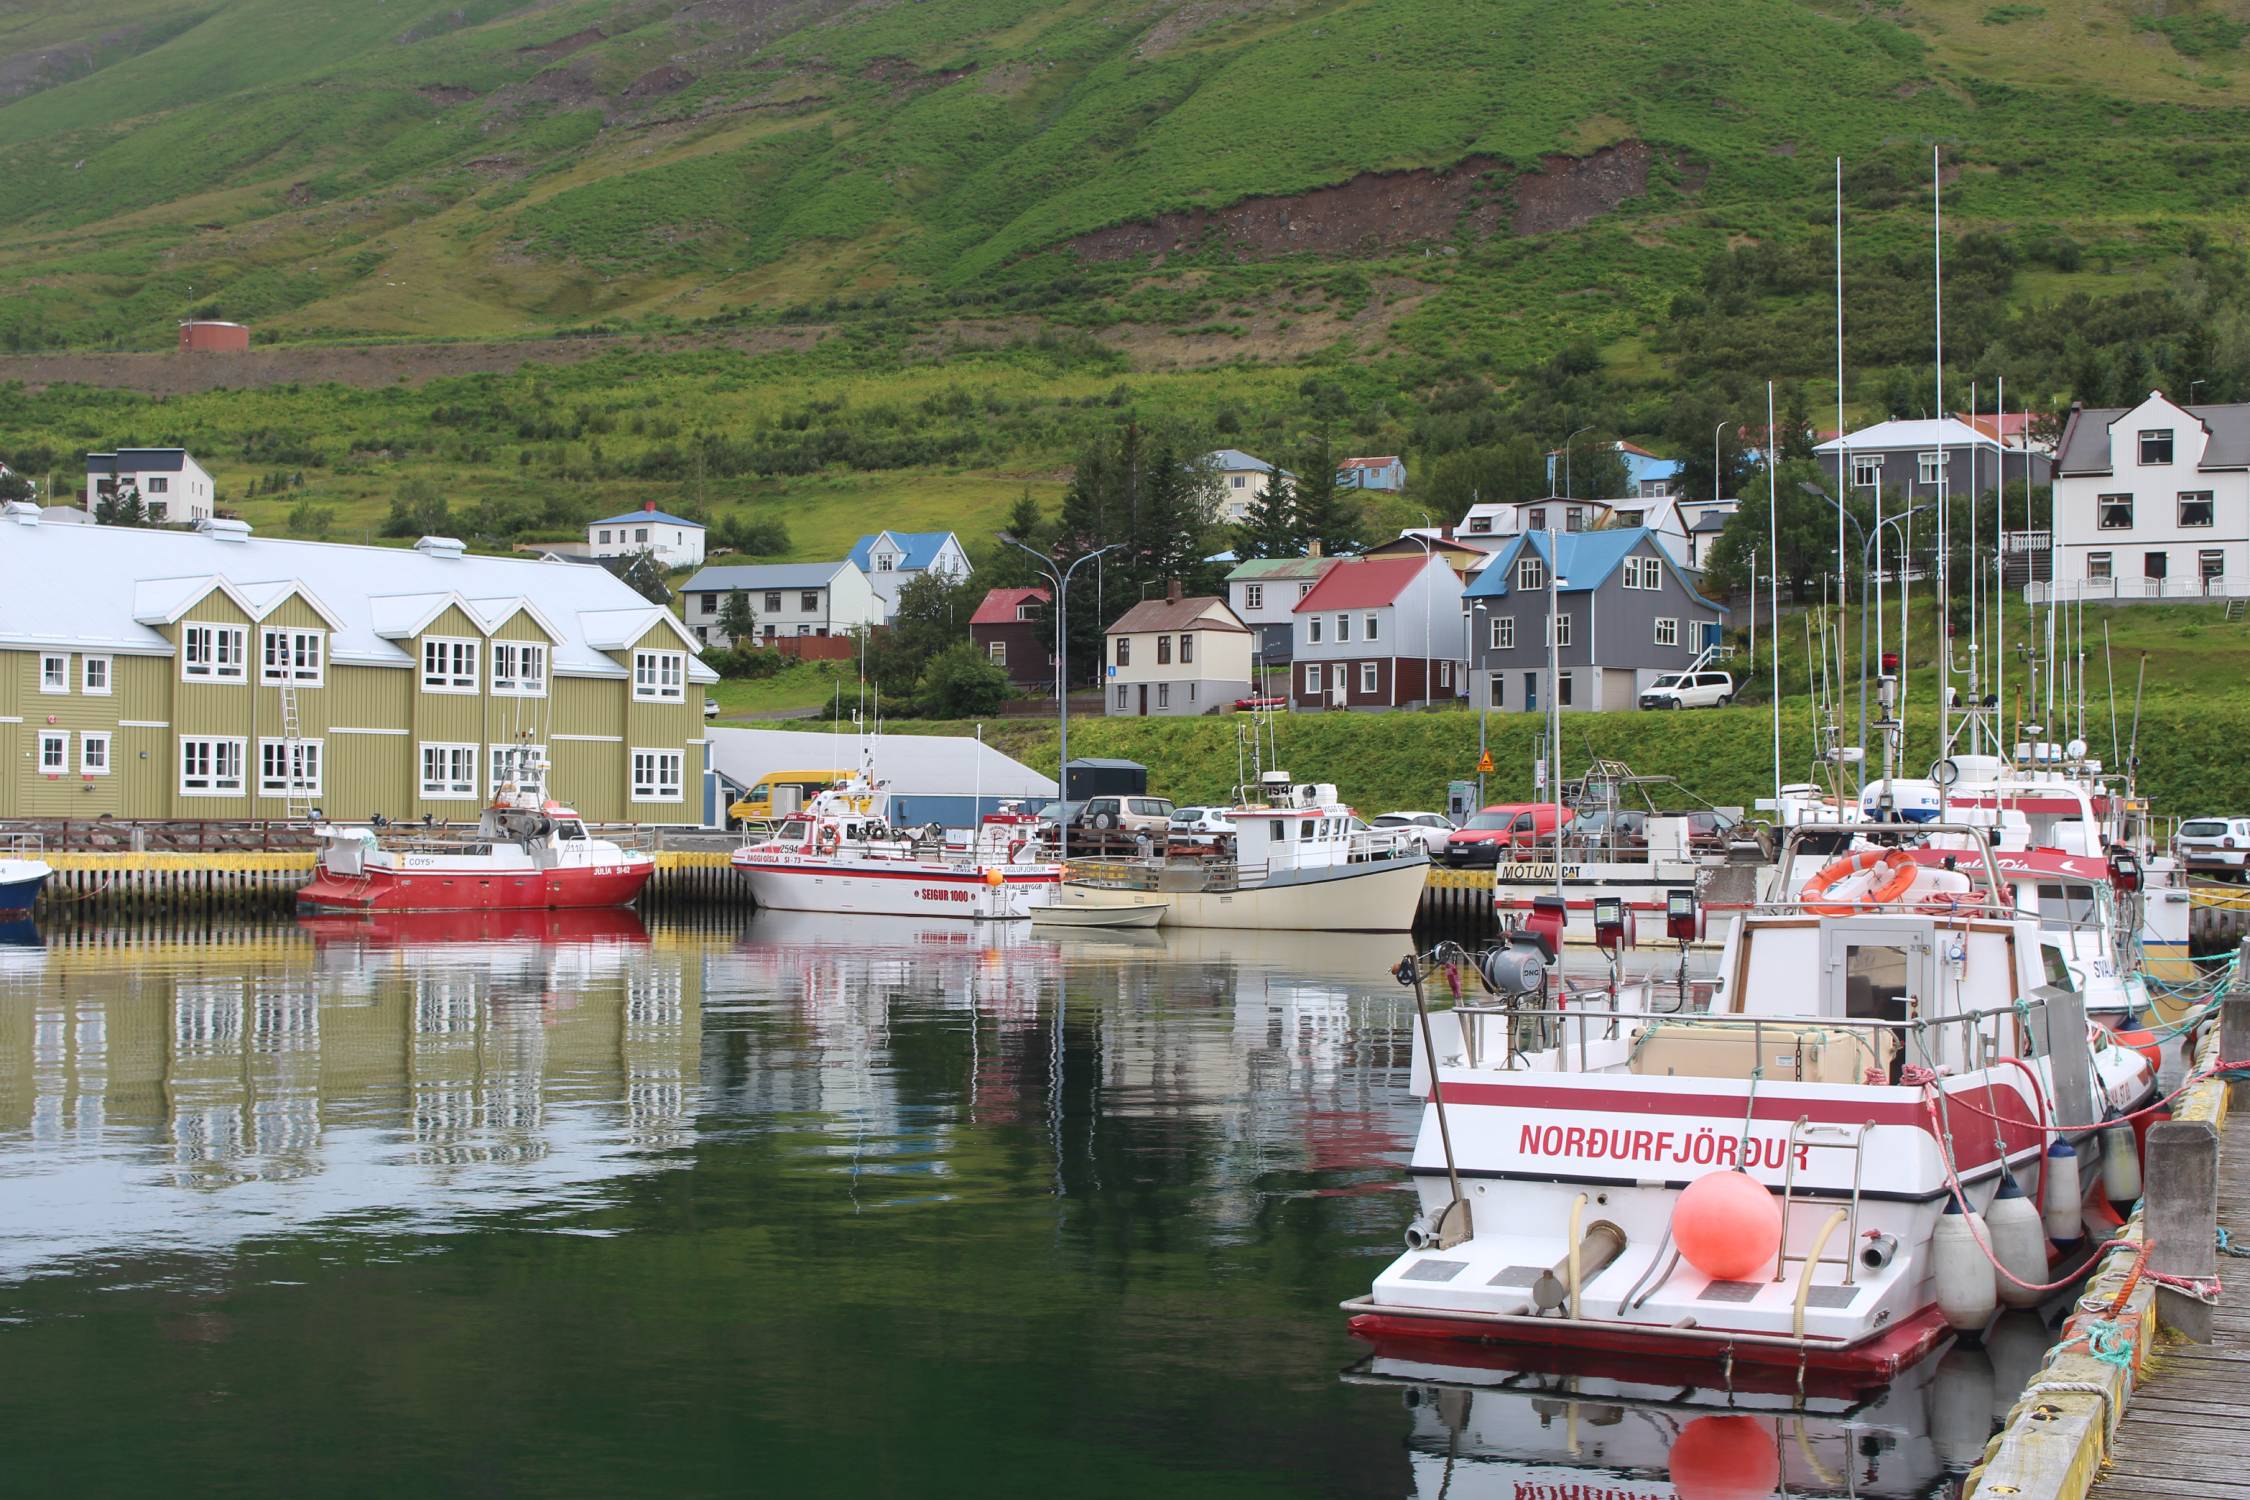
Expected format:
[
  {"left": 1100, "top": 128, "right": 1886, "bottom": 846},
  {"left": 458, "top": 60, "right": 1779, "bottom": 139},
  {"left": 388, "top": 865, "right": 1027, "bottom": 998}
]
[{"left": 1438, "top": 803, "right": 1574, "bottom": 867}]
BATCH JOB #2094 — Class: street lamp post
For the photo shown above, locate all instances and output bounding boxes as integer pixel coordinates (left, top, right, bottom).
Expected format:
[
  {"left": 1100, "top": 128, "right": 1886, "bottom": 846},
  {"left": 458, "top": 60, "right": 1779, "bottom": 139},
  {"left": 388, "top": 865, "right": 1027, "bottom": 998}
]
[
  {"left": 1408, "top": 518, "right": 1438, "bottom": 709},
  {"left": 1546, "top": 527, "right": 1571, "bottom": 905},
  {"left": 1564, "top": 424, "right": 1595, "bottom": 501},
  {"left": 1471, "top": 601, "right": 1488, "bottom": 804},
  {"left": 999, "top": 533, "right": 1121, "bottom": 861},
  {"left": 1713, "top": 419, "right": 1730, "bottom": 503}
]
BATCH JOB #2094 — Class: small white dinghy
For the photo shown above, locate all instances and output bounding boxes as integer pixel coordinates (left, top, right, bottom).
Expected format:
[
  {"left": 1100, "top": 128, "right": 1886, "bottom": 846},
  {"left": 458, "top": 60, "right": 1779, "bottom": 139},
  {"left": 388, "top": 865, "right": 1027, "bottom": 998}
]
[{"left": 1029, "top": 902, "right": 1167, "bottom": 929}]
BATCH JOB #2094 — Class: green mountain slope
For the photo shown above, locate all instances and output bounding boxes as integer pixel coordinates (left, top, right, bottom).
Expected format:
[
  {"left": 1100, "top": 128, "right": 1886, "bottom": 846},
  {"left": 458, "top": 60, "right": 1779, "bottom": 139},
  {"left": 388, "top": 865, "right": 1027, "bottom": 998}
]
[{"left": 6, "top": 0, "right": 2249, "bottom": 361}]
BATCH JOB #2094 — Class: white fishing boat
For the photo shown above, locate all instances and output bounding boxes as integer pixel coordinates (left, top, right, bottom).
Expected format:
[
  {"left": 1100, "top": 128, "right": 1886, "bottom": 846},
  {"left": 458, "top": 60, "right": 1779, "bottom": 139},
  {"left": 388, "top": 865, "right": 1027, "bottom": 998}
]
[
  {"left": 730, "top": 770, "right": 1060, "bottom": 921},
  {"left": 1029, "top": 902, "right": 1167, "bottom": 929},
  {"left": 0, "top": 835, "right": 51, "bottom": 917},
  {"left": 1346, "top": 822, "right": 2157, "bottom": 1380},
  {"left": 1057, "top": 771, "right": 1428, "bottom": 931}
]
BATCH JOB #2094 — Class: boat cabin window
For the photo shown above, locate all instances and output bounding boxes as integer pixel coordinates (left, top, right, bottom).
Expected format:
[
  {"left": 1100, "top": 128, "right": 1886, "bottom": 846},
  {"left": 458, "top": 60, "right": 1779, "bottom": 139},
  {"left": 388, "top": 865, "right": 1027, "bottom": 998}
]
[
  {"left": 2034, "top": 882, "right": 2098, "bottom": 927},
  {"left": 1843, "top": 943, "right": 1910, "bottom": 1022},
  {"left": 1301, "top": 818, "right": 1317, "bottom": 840},
  {"left": 557, "top": 819, "right": 588, "bottom": 841},
  {"left": 2042, "top": 943, "right": 2075, "bottom": 991},
  {"left": 778, "top": 819, "right": 810, "bottom": 843}
]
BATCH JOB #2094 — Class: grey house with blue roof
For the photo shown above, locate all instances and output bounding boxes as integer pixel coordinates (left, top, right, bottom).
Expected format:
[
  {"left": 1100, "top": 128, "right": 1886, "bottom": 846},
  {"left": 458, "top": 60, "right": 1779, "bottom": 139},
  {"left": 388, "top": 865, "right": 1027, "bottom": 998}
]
[{"left": 1460, "top": 528, "right": 1728, "bottom": 713}]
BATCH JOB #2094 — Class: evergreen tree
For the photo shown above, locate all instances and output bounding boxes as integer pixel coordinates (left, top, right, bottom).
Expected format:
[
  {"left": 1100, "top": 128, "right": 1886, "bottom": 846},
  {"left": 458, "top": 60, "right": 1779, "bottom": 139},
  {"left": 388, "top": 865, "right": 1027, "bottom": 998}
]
[
  {"left": 1288, "top": 427, "right": 1362, "bottom": 554},
  {"left": 1232, "top": 467, "right": 1300, "bottom": 560},
  {"left": 717, "top": 589, "right": 758, "bottom": 646},
  {"left": 1703, "top": 458, "right": 1840, "bottom": 603},
  {"left": 94, "top": 484, "right": 147, "bottom": 526}
]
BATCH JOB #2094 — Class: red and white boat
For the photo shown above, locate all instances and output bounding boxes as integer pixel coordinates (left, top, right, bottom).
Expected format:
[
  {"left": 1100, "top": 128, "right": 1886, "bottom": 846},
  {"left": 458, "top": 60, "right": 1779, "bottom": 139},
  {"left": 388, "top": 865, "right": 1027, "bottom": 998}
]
[
  {"left": 1347, "top": 821, "right": 2158, "bottom": 1379},
  {"left": 298, "top": 745, "right": 654, "bottom": 912},
  {"left": 730, "top": 770, "right": 1060, "bottom": 921}
]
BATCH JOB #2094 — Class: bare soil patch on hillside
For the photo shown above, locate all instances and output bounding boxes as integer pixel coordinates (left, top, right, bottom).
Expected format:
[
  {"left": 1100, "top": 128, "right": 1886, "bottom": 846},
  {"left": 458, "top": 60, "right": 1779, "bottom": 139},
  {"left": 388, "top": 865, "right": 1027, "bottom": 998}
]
[{"left": 1069, "top": 142, "right": 1675, "bottom": 263}]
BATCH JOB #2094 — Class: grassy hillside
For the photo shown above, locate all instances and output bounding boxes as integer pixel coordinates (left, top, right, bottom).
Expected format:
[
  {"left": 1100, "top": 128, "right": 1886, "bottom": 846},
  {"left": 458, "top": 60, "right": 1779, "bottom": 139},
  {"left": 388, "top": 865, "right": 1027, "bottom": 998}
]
[{"left": 5, "top": 0, "right": 2250, "bottom": 360}]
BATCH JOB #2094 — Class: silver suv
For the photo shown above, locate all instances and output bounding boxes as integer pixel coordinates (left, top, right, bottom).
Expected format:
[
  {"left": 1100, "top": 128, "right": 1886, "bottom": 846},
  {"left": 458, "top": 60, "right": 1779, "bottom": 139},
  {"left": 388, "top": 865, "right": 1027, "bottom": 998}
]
[
  {"left": 2179, "top": 817, "right": 2250, "bottom": 879},
  {"left": 1081, "top": 795, "right": 1174, "bottom": 834}
]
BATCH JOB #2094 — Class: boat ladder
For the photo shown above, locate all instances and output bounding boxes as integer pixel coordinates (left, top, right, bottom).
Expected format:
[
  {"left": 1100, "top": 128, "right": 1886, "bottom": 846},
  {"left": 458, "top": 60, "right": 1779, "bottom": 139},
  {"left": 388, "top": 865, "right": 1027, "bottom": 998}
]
[{"left": 1773, "top": 1117, "right": 1876, "bottom": 1286}]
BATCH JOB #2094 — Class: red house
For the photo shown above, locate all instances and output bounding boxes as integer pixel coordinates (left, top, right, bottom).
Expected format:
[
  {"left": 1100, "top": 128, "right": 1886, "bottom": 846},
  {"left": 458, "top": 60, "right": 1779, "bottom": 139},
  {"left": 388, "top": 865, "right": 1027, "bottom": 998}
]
[{"left": 970, "top": 586, "right": 1053, "bottom": 690}]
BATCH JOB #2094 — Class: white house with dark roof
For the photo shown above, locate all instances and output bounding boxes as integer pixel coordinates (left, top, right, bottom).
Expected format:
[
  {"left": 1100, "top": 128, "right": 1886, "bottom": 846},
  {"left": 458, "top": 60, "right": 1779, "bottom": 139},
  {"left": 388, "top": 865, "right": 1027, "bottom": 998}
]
[
  {"left": 848, "top": 530, "right": 971, "bottom": 620},
  {"left": 678, "top": 560, "right": 882, "bottom": 646},
  {"left": 587, "top": 502, "right": 706, "bottom": 570},
  {"left": 85, "top": 448, "right": 216, "bottom": 524},
  {"left": 2046, "top": 391, "right": 2250, "bottom": 602},
  {"left": 1203, "top": 449, "right": 1293, "bottom": 525}
]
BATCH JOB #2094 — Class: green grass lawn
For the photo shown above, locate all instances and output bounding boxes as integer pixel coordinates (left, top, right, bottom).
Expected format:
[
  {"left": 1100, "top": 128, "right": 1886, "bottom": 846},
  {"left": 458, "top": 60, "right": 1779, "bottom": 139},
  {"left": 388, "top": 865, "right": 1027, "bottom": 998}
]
[{"left": 708, "top": 660, "right": 863, "bottom": 719}]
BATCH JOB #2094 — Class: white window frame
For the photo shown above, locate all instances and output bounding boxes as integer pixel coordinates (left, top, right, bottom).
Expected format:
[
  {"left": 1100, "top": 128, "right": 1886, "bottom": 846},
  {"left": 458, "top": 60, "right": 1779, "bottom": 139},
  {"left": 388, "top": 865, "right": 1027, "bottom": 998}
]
[
  {"left": 258, "top": 738, "right": 323, "bottom": 797},
  {"left": 488, "top": 743, "right": 550, "bottom": 795},
  {"left": 1335, "top": 613, "right": 1352, "bottom": 644},
  {"left": 1517, "top": 559, "right": 1545, "bottom": 591},
  {"left": 630, "top": 747, "right": 685, "bottom": 803},
  {"left": 2088, "top": 551, "right": 2113, "bottom": 581},
  {"left": 1359, "top": 662, "right": 1379, "bottom": 694},
  {"left": 1547, "top": 612, "right": 1573, "bottom": 647},
  {"left": 988, "top": 640, "right": 1007, "bottom": 665},
  {"left": 82, "top": 655, "right": 111, "bottom": 695},
  {"left": 1655, "top": 617, "right": 1679, "bottom": 647},
  {"left": 1491, "top": 615, "right": 1514, "bottom": 651},
  {"left": 419, "top": 742, "right": 479, "bottom": 799},
  {"left": 2097, "top": 494, "right": 2134, "bottom": 531},
  {"left": 2179, "top": 492, "right": 2216, "bottom": 529},
  {"left": 1364, "top": 613, "right": 1380, "bottom": 642},
  {"left": 1297, "top": 582, "right": 1313, "bottom": 599},
  {"left": 1307, "top": 617, "right": 1322, "bottom": 645},
  {"left": 1851, "top": 455, "right": 1881, "bottom": 488},
  {"left": 180, "top": 622, "right": 248, "bottom": 683},
  {"left": 39, "top": 652, "right": 73, "bottom": 694},
  {"left": 260, "top": 627, "right": 325, "bottom": 686},
  {"left": 37, "top": 729, "right": 68, "bottom": 773},
  {"left": 1243, "top": 584, "right": 1265, "bottom": 610},
  {"left": 180, "top": 736, "right": 247, "bottom": 796},
  {"left": 421, "top": 636, "right": 479, "bottom": 694},
  {"left": 633, "top": 650, "right": 686, "bottom": 702},
  {"left": 1916, "top": 452, "right": 1940, "bottom": 485},
  {"left": 80, "top": 731, "right": 111, "bottom": 776},
  {"left": 491, "top": 640, "right": 549, "bottom": 697},
  {"left": 1304, "top": 663, "right": 1323, "bottom": 695}
]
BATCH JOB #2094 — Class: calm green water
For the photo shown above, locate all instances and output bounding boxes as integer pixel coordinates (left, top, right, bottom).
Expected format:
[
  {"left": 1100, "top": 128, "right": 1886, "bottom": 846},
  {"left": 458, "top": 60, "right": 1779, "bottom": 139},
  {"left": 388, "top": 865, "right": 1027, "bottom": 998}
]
[{"left": 0, "top": 911, "right": 2020, "bottom": 1497}]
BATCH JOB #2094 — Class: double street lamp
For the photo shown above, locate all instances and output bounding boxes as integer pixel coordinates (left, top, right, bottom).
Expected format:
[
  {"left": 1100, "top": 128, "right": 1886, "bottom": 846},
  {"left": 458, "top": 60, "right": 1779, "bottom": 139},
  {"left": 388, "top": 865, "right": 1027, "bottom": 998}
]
[
  {"left": 1796, "top": 482, "right": 1936, "bottom": 793},
  {"left": 999, "top": 533, "right": 1121, "bottom": 860}
]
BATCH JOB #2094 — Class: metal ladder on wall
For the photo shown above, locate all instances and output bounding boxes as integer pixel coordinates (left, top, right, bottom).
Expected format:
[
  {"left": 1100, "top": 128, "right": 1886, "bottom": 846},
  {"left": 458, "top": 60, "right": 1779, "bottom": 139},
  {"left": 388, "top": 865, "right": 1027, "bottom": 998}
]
[{"left": 277, "top": 680, "right": 315, "bottom": 823}]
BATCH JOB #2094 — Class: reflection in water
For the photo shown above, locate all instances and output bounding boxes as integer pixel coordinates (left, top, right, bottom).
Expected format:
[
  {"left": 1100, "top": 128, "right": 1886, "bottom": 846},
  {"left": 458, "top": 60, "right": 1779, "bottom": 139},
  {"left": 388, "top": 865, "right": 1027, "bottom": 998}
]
[
  {"left": 0, "top": 910, "right": 697, "bottom": 1280},
  {"left": 1353, "top": 1311, "right": 2056, "bottom": 1499},
  {"left": 0, "top": 909, "right": 2043, "bottom": 1496}
]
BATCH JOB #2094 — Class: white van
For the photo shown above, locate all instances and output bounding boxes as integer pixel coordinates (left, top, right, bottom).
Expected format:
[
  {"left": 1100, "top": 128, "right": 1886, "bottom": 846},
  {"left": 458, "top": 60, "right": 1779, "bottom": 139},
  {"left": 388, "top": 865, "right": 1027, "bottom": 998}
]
[{"left": 1638, "top": 670, "right": 1734, "bottom": 710}]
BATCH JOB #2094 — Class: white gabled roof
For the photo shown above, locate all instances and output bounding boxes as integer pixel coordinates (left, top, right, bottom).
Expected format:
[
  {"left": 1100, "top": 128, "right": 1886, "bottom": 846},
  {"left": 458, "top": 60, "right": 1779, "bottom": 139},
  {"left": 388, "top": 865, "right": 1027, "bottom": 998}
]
[
  {"left": 0, "top": 519, "right": 716, "bottom": 681},
  {"left": 1815, "top": 417, "right": 1996, "bottom": 453}
]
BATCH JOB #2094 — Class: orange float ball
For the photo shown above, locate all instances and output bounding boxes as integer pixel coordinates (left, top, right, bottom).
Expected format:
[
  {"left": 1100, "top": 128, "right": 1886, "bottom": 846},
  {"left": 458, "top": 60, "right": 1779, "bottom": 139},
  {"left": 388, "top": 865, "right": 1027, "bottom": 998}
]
[
  {"left": 1672, "top": 1169, "right": 1783, "bottom": 1282},
  {"left": 1670, "top": 1414, "right": 1781, "bottom": 1500},
  {"left": 2112, "top": 1028, "right": 2163, "bottom": 1075},
  {"left": 984, "top": 867, "right": 1005, "bottom": 887}
]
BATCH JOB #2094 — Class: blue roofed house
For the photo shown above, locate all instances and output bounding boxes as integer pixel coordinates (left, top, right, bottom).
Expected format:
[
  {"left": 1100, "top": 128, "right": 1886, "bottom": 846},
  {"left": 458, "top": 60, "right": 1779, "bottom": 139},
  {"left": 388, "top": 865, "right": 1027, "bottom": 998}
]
[
  {"left": 1460, "top": 528, "right": 1728, "bottom": 713},
  {"left": 586, "top": 501, "right": 706, "bottom": 570},
  {"left": 1203, "top": 449, "right": 1294, "bottom": 525},
  {"left": 850, "top": 530, "right": 972, "bottom": 621},
  {"left": 1543, "top": 441, "right": 1686, "bottom": 499}
]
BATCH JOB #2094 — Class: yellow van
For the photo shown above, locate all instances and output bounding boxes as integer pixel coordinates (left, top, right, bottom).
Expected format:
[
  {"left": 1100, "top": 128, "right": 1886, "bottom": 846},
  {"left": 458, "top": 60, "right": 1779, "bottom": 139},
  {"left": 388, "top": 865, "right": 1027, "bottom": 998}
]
[{"left": 728, "top": 770, "right": 851, "bottom": 828}]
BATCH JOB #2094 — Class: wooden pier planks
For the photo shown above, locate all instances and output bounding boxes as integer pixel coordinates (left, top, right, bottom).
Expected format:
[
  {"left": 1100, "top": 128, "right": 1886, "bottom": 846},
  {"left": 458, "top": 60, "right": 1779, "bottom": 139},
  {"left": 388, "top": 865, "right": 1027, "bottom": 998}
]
[{"left": 2089, "top": 1120, "right": 2250, "bottom": 1500}]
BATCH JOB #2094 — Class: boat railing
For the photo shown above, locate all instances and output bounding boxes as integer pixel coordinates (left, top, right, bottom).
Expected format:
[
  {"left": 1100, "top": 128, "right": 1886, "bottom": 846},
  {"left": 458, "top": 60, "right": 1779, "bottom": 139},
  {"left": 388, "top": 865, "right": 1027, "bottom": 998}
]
[
  {"left": 1445, "top": 994, "right": 2052, "bottom": 1080},
  {"left": 2, "top": 831, "right": 43, "bottom": 858}
]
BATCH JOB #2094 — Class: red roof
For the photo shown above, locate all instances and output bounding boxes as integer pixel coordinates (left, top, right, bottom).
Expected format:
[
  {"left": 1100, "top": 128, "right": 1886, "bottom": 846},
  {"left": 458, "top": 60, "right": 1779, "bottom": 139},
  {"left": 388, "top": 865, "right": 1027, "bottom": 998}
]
[
  {"left": 1292, "top": 554, "right": 1429, "bottom": 612},
  {"left": 1339, "top": 455, "right": 1401, "bottom": 469},
  {"left": 970, "top": 586, "right": 1049, "bottom": 625}
]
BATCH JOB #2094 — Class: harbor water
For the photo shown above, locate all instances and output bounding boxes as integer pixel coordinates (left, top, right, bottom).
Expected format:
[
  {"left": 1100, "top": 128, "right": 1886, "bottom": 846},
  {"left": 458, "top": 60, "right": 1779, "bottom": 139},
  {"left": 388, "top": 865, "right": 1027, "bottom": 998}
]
[{"left": 1, "top": 911, "right": 2043, "bottom": 1496}]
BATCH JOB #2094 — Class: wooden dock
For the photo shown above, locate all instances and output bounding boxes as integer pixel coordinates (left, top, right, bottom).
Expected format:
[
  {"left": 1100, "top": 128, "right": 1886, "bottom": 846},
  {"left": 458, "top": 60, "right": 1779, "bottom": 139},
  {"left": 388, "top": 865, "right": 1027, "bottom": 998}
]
[{"left": 2085, "top": 1119, "right": 2250, "bottom": 1500}]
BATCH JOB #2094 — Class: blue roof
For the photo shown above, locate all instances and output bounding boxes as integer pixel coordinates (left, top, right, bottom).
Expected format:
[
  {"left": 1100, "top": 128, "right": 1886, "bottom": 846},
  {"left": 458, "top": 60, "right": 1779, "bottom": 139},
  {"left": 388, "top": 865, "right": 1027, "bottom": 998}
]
[
  {"left": 590, "top": 506, "right": 703, "bottom": 529},
  {"left": 849, "top": 531, "right": 957, "bottom": 571},
  {"left": 1462, "top": 527, "right": 1726, "bottom": 613}
]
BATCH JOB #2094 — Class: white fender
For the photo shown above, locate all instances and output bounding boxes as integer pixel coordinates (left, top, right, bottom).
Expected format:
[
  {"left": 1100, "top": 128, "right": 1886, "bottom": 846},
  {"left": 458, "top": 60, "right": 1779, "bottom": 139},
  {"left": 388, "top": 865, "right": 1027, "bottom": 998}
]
[
  {"left": 2043, "top": 1139, "right": 2083, "bottom": 1246},
  {"left": 1987, "top": 1175, "right": 2048, "bottom": 1309},
  {"left": 2100, "top": 1122, "right": 2142, "bottom": 1209},
  {"left": 1934, "top": 1196, "right": 1999, "bottom": 1331}
]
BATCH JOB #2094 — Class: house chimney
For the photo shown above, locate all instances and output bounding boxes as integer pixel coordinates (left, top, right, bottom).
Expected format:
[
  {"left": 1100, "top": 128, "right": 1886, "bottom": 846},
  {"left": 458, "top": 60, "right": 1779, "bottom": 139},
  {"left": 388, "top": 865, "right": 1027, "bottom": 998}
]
[
  {"left": 1307, "top": 539, "right": 1324, "bottom": 558},
  {"left": 643, "top": 500, "right": 657, "bottom": 512},
  {"left": 1166, "top": 578, "right": 1182, "bottom": 602}
]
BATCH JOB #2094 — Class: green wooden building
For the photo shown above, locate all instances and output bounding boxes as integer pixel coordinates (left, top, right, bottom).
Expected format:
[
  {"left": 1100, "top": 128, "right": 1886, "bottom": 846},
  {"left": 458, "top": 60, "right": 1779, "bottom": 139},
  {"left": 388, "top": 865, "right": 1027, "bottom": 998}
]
[{"left": 0, "top": 506, "right": 713, "bottom": 824}]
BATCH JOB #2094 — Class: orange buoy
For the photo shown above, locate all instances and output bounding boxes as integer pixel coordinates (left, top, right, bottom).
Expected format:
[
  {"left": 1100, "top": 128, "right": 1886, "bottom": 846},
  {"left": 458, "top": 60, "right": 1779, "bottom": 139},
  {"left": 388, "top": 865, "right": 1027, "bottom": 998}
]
[
  {"left": 983, "top": 867, "right": 1005, "bottom": 887},
  {"left": 1672, "top": 1169, "right": 1783, "bottom": 1283},
  {"left": 1670, "top": 1414, "right": 1781, "bottom": 1500},
  {"left": 2113, "top": 1028, "right": 2163, "bottom": 1076}
]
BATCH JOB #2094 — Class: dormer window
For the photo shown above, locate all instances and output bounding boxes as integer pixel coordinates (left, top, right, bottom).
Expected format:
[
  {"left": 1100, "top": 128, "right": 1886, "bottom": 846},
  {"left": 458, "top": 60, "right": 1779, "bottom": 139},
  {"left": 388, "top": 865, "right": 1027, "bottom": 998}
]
[
  {"left": 182, "top": 622, "right": 248, "bottom": 683},
  {"left": 1517, "top": 559, "right": 1545, "bottom": 591},
  {"left": 421, "top": 637, "right": 479, "bottom": 693},
  {"left": 1017, "top": 603, "right": 1038, "bottom": 621},
  {"left": 1469, "top": 516, "right": 1491, "bottom": 534},
  {"left": 2140, "top": 429, "right": 2174, "bottom": 466},
  {"left": 633, "top": 650, "right": 685, "bottom": 702},
  {"left": 876, "top": 554, "right": 894, "bottom": 571},
  {"left": 492, "top": 641, "right": 548, "bottom": 696},
  {"left": 261, "top": 627, "right": 325, "bottom": 686}
]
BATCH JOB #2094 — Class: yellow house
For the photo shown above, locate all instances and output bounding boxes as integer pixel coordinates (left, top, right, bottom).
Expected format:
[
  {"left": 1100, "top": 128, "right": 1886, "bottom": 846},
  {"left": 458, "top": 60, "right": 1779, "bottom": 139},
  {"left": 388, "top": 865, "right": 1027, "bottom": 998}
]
[{"left": 0, "top": 507, "right": 713, "bottom": 824}]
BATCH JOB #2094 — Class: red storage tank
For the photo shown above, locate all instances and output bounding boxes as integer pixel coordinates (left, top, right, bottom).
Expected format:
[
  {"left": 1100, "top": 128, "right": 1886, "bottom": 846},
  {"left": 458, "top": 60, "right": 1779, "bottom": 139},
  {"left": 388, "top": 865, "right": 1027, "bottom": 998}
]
[{"left": 178, "top": 320, "right": 250, "bottom": 353}]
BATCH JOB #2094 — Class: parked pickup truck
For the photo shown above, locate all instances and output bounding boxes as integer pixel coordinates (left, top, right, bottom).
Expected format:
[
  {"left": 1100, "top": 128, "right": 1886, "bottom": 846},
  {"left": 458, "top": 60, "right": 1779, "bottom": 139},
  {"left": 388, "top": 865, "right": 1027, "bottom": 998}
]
[{"left": 1638, "top": 670, "right": 1735, "bottom": 710}]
